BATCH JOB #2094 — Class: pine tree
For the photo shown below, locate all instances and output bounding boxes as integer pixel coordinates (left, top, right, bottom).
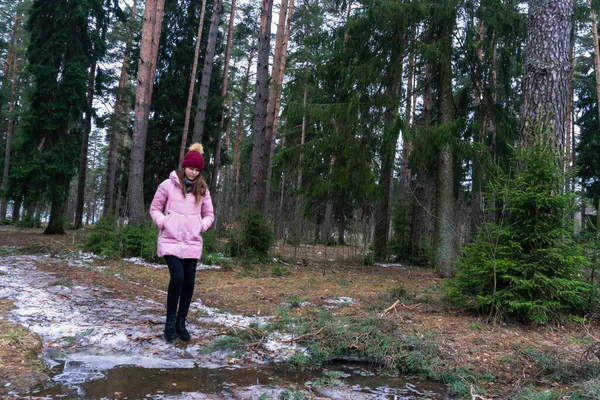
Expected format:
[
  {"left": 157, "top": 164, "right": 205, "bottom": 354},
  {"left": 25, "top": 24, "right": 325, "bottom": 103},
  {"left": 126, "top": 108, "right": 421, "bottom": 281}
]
[
  {"left": 127, "top": 0, "right": 165, "bottom": 226},
  {"left": 19, "top": 0, "right": 104, "bottom": 234}
]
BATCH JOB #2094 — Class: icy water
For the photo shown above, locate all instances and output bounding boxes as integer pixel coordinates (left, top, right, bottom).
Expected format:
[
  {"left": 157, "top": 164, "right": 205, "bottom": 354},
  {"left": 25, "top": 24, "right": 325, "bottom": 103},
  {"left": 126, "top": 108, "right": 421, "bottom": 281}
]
[{"left": 29, "top": 362, "right": 448, "bottom": 399}]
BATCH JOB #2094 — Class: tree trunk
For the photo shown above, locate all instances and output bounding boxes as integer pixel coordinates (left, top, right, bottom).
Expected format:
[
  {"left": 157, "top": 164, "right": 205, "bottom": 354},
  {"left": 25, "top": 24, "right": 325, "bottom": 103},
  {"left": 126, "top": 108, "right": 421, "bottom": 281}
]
[
  {"left": 293, "top": 18, "right": 310, "bottom": 240},
  {"left": 127, "top": 0, "right": 165, "bottom": 226},
  {"left": 432, "top": 6, "right": 457, "bottom": 278},
  {"left": 191, "top": 0, "right": 223, "bottom": 145},
  {"left": 233, "top": 49, "right": 255, "bottom": 218},
  {"left": 248, "top": 0, "right": 274, "bottom": 211},
  {"left": 400, "top": 26, "right": 415, "bottom": 191},
  {"left": 11, "top": 195, "right": 21, "bottom": 222},
  {"left": 373, "top": 24, "right": 404, "bottom": 260},
  {"left": 519, "top": 0, "right": 572, "bottom": 150},
  {"left": 104, "top": 0, "right": 136, "bottom": 218},
  {"left": 321, "top": 156, "right": 336, "bottom": 242},
  {"left": 0, "top": 0, "right": 22, "bottom": 221},
  {"left": 74, "top": 49, "right": 98, "bottom": 229},
  {"left": 264, "top": 0, "right": 295, "bottom": 211},
  {"left": 373, "top": 96, "right": 399, "bottom": 260},
  {"left": 565, "top": 11, "right": 575, "bottom": 191},
  {"left": 471, "top": 18, "right": 485, "bottom": 231},
  {"left": 44, "top": 177, "right": 69, "bottom": 234},
  {"left": 409, "top": 63, "right": 435, "bottom": 262},
  {"left": 213, "top": 0, "right": 237, "bottom": 184},
  {"left": 222, "top": 91, "right": 234, "bottom": 222},
  {"left": 592, "top": 1, "right": 600, "bottom": 133},
  {"left": 180, "top": 0, "right": 207, "bottom": 164}
]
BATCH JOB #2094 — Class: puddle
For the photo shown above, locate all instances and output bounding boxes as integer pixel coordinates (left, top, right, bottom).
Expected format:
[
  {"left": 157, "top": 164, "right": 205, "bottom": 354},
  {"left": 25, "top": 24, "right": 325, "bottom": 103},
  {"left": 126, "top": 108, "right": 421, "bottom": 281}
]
[{"left": 29, "top": 362, "right": 447, "bottom": 399}]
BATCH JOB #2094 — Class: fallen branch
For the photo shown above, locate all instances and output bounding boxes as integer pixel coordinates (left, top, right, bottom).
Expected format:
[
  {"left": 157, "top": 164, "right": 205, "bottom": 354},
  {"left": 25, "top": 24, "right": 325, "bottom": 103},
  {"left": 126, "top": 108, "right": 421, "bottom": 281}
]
[
  {"left": 380, "top": 299, "right": 400, "bottom": 316},
  {"left": 470, "top": 384, "right": 492, "bottom": 400},
  {"left": 583, "top": 315, "right": 600, "bottom": 343},
  {"left": 281, "top": 327, "right": 326, "bottom": 343},
  {"left": 380, "top": 300, "right": 421, "bottom": 317}
]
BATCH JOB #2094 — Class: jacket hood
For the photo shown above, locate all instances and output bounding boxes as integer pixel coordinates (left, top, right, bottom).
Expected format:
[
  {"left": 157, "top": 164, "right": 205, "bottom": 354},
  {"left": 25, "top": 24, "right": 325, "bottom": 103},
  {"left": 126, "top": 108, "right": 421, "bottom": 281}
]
[{"left": 169, "top": 170, "right": 182, "bottom": 187}]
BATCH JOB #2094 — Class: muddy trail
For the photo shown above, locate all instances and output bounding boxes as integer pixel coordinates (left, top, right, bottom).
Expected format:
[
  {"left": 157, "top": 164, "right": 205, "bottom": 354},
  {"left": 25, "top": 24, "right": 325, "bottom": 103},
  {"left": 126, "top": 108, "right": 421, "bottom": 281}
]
[{"left": 0, "top": 252, "right": 447, "bottom": 399}]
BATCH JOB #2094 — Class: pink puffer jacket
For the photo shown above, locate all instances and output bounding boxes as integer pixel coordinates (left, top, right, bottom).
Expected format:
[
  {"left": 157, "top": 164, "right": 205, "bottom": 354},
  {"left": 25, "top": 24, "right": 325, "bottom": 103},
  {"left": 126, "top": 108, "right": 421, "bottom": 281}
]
[{"left": 149, "top": 171, "right": 215, "bottom": 259}]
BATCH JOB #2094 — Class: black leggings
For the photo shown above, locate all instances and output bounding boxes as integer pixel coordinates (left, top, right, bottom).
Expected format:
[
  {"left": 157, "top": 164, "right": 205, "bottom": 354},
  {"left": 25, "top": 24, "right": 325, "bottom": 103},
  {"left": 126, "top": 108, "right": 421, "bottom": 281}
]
[{"left": 164, "top": 256, "right": 198, "bottom": 318}]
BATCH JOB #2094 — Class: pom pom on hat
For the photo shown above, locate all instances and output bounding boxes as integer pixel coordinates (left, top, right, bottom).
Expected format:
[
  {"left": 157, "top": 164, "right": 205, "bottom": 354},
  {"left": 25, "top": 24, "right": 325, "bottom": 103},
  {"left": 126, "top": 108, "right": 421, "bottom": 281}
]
[{"left": 181, "top": 143, "right": 205, "bottom": 171}]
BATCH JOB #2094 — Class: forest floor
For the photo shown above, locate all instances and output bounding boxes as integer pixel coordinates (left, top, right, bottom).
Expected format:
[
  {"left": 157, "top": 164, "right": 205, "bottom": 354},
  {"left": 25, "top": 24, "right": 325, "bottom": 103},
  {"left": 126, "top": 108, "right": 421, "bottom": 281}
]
[{"left": 1, "top": 226, "right": 600, "bottom": 399}]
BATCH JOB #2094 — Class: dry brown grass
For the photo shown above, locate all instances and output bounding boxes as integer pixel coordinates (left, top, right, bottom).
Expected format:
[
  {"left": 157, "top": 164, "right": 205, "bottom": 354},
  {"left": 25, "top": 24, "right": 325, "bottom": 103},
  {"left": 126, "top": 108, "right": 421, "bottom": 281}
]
[{"left": 0, "top": 300, "right": 47, "bottom": 395}]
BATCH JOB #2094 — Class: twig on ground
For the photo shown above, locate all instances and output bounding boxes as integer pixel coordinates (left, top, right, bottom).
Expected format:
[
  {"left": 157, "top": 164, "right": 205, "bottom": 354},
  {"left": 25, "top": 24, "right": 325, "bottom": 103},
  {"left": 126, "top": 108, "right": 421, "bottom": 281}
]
[
  {"left": 281, "top": 327, "right": 326, "bottom": 343},
  {"left": 401, "top": 303, "right": 421, "bottom": 311},
  {"left": 470, "top": 383, "right": 492, "bottom": 400},
  {"left": 583, "top": 315, "right": 600, "bottom": 343},
  {"left": 380, "top": 300, "right": 421, "bottom": 317},
  {"left": 380, "top": 299, "right": 400, "bottom": 316}
]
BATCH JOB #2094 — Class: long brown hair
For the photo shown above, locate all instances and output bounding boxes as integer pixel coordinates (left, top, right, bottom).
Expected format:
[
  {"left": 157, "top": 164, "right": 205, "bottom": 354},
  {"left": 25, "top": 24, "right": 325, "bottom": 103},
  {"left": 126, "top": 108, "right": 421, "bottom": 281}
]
[{"left": 177, "top": 168, "right": 208, "bottom": 206}]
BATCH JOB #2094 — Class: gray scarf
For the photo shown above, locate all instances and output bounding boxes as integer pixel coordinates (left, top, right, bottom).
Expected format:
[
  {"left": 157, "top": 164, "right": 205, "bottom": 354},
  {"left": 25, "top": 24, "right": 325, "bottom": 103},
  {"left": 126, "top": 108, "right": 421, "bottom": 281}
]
[{"left": 184, "top": 177, "right": 195, "bottom": 193}]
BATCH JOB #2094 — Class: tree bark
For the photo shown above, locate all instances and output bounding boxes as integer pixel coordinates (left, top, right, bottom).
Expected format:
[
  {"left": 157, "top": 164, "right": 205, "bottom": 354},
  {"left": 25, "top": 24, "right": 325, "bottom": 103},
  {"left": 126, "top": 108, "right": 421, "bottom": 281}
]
[
  {"left": 180, "top": 0, "right": 208, "bottom": 165},
  {"left": 233, "top": 49, "right": 255, "bottom": 218},
  {"left": 264, "top": 0, "right": 295, "bottom": 211},
  {"left": 248, "top": 0, "right": 274, "bottom": 211},
  {"left": 519, "top": 0, "right": 572, "bottom": 150},
  {"left": 400, "top": 26, "right": 415, "bottom": 191},
  {"left": 191, "top": 0, "right": 223, "bottom": 145},
  {"left": 213, "top": 0, "right": 237, "bottom": 184},
  {"left": 471, "top": 18, "right": 485, "bottom": 231},
  {"left": 45, "top": 177, "right": 69, "bottom": 234},
  {"left": 74, "top": 36, "right": 99, "bottom": 229},
  {"left": 409, "top": 63, "right": 435, "bottom": 262},
  {"left": 433, "top": 9, "right": 456, "bottom": 278},
  {"left": 104, "top": 0, "right": 136, "bottom": 217},
  {"left": 592, "top": 1, "right": 600, "bottom": 130},
  {"left": 373, "top": 83, "right": 401, "bottom": 260},
  {"left": 293, "top": 15, "right": 311, "bottom": 239},
  {"left": 565, "top": 11, "right": 575, "bottom": 191},
  {"left": 373, "top": 29, "right": 403, "bottom": 259},
  {"left": 0, "top": 0, "right": 22, "bottom": 221},
  {"left": 127, "top": 0, "right": 165, "bottom": 226}
]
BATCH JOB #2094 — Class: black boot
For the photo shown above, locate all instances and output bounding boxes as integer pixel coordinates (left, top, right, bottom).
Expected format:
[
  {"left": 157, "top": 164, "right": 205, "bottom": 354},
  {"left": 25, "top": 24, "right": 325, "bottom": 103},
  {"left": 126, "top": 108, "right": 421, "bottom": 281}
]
[
  {"left": 176, "top": 316, "right": 191, "bottom": 342},
  {"left": 164, "top": 314, "right": 177, "bottom": 341}
]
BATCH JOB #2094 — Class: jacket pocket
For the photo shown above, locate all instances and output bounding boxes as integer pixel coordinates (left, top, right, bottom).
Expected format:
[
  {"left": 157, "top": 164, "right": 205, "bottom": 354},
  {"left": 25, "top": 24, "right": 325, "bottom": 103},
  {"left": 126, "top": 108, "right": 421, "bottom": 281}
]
[
  {"left": 190, "top": 215, "right": 203, "bottom": 241},
  {"left": 161, "top": 212, "right": 178, "bottom": 240}
]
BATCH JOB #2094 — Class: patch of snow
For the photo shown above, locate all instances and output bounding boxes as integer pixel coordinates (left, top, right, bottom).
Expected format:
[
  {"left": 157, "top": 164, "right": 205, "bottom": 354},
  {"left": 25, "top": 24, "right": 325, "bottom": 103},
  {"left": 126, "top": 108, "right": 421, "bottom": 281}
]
[
  {"left": 123, "top": 257, "right": 220, "bottom": 270},
  {"left": 374, "top": 263, "right": 405, "bottom": 268},
  {"left": 323, "top": 297, "right": 358, "bottom": 308},
  {"left": 195, "top": 304, "right": 270, "bottom": 328}
]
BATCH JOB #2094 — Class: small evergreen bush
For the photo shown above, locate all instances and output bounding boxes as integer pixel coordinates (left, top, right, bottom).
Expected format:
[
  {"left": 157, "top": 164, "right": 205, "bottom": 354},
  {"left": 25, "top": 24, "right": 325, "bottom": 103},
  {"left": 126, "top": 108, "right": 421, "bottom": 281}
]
[
  {"left": 122, "top": 224, "right": 159, "bottom": 262},
  {"left": 202, "top": 229, "right": 218, "bottom": 254},
  {"left": 84, "top": 216, "right": 159, "bottom": 262},
  {"left": 227, "top": 209, "right": 275, "bottom": 259},
  {"left": 83, "top": 216, "right": 121, "bottom": 257},
  {"left": 15, "top": 215, "right": 41, "bottom": 228},
  {"left": 447, "top": 126, "right": 593, "bottom": 323}
]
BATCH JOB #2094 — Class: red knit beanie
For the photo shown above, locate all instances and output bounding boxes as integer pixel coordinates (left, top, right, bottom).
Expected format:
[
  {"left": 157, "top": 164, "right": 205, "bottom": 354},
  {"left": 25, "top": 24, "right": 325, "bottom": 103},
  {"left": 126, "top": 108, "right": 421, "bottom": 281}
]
[{"left": 181, "top": 143, "right": 204, "bottom": 171}]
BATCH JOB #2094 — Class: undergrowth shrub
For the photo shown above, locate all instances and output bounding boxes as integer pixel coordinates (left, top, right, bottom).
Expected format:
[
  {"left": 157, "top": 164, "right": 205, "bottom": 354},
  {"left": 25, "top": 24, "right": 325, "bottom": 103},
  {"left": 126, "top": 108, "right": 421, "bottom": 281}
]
[
  {"left": 84, "top": 216, "right": 159, "bottom": 262},
  {"left": 15, "top": 215, "right": 41, "bottom": 228},
  {"left": 227, "top": 209, "right": 274, "bottom": 259},
  {"left": 202, "top": 230, "right": 218, "bottom": 254},
  {"left": 447, "top": 125, "right": 593, "bottom": 323}
]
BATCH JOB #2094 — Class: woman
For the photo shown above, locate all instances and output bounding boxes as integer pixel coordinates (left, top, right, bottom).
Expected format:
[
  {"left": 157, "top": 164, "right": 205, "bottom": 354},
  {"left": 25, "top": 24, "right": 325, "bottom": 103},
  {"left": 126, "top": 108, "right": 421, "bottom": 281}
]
[{"left": 149, "top": 143, "right": 214, "bottom": 341}]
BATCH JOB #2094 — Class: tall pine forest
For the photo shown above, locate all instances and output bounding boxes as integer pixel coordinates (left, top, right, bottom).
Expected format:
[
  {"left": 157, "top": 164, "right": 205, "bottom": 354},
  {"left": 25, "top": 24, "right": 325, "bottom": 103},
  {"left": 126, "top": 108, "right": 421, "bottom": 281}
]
[{"left": 2, "top": 0, "right": 600, "bottom": 321}]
